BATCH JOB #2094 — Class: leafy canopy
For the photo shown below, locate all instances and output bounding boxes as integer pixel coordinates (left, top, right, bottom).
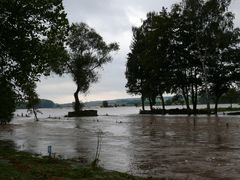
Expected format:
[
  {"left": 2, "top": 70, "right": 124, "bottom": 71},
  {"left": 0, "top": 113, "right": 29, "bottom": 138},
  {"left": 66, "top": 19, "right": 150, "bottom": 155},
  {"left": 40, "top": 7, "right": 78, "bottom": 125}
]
[{"left": 0, "top": 0, "right": 69, "bottom": 120}]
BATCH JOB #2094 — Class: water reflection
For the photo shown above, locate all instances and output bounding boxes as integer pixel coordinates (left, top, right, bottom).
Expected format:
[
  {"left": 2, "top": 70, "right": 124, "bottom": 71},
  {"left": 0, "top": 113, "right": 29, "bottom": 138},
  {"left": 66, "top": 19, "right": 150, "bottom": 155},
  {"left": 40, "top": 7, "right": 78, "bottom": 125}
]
[{"left": 1, "top": 110, "right": 240, "bottom": 179}]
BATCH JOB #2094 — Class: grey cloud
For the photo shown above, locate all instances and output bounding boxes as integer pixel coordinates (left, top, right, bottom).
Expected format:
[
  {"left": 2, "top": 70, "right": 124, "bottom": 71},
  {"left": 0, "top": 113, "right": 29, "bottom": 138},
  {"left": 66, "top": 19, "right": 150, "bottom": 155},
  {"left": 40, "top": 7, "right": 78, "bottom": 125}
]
[
  {"left": 230, "top": 0, "right": 240, "bottom": 28},
  {"left": 63, "top": 0, "right": 181, "bottom": 35},
  {"left": 64, "top": 0, "right": 131, "bottom": 34}
]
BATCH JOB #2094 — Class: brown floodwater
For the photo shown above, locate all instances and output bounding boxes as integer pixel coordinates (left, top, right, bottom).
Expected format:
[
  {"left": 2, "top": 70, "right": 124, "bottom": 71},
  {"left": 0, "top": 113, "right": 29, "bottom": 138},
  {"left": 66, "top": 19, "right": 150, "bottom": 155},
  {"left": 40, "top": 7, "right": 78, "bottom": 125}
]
[{"left": 1, "top": 107, "right": 240, "bottom": 179}]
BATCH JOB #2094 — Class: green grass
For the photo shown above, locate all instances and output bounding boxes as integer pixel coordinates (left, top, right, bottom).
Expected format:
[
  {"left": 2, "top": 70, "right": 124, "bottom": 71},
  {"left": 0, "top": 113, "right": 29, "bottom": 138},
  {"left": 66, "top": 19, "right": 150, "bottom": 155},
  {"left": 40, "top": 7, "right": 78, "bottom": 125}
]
[{"left": 0, "top": 141, "right": 143, "bottom": 180}]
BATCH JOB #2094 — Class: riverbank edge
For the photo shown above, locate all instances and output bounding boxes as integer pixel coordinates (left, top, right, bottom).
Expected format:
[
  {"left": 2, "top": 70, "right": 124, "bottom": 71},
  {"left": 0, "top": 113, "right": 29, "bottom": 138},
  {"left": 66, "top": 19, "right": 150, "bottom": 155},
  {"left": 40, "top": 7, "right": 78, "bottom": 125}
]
[
  {"left": 0, "top": 140, "right": 143, "bottom": 180},
  {"left": 140, "top": 107, "right": 240, "bottom": 115}
]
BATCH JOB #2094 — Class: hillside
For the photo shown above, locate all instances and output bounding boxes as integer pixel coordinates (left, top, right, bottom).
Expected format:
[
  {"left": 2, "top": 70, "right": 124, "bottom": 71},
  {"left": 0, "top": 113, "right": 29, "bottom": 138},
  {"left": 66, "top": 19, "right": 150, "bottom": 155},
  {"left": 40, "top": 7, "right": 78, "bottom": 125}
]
[{"left": 16, "top": 99, "right": 60, "bottom": 109}]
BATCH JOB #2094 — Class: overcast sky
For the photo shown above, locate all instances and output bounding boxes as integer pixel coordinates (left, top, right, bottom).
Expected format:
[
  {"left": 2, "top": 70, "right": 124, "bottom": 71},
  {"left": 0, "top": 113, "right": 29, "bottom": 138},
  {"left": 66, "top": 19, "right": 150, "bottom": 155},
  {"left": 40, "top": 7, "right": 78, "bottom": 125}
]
[{"left": 36, "top": 0, "right": 240, "bottom": 104}]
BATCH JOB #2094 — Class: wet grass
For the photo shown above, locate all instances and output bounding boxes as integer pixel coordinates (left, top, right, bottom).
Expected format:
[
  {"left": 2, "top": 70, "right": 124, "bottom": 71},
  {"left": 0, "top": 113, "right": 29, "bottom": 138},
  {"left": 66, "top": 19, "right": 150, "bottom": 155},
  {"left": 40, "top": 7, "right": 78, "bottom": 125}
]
[{"left": 0, "top": 141, "right": 142, "bottom": 180}]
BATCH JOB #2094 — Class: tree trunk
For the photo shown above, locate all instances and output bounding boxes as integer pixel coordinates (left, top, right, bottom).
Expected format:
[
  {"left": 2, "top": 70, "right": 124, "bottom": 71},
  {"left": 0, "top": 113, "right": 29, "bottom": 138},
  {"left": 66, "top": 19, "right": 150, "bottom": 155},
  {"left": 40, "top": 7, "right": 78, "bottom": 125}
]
[
  {"left": 141, "top": 95, "right": 145, "bottom": 111},
  {"left": 160, "top": 94, "right": 165, "bottom": 114},
  {"left": 194, "top": 83, "right": 198, "bottom": 112},
  {"left": 182, "top": 87, "right": 191, "bottom": 114},
  {"left": 191, "top": 83, "right": 198, "bottom": 115},
  {"left": 214, "top": 96, "right": 220, "bottom": 115},
  {"left": 191, "top": 83, "right": 196, "bottom": 114},
  {"left": 197, "top": 34, "right": 210, "bottom": 115},
  {"left": 33, "top": 107, "right": 38, "bottom": 121},
  {"left": 74, "top": 85, "right": 81, "bottom": 113},
  {"left": 149, "top": 98, "right": 153, "bottom": 111}
]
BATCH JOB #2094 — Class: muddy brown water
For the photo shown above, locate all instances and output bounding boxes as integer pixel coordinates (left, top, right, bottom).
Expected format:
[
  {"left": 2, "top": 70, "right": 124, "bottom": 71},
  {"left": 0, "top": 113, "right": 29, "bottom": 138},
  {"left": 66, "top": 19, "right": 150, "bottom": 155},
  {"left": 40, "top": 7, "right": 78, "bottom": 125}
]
[{"left": 1, "top": 107, "right": 240, "bottom": 179}]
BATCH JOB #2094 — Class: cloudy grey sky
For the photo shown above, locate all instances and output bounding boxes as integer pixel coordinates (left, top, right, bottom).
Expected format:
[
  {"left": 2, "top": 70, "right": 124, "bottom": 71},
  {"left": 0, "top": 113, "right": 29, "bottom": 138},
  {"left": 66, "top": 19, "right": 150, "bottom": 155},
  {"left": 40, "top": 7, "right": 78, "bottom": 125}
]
[{"left": 36, "top": 0, "right": 240, "bottom": 104}]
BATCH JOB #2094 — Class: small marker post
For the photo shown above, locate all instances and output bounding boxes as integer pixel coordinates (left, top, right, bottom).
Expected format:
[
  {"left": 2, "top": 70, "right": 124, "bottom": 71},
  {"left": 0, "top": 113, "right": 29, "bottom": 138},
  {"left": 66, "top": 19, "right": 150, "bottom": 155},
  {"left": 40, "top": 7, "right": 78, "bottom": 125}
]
[{"left": 48, "top": 146, "right": 52, "bottom": 157}]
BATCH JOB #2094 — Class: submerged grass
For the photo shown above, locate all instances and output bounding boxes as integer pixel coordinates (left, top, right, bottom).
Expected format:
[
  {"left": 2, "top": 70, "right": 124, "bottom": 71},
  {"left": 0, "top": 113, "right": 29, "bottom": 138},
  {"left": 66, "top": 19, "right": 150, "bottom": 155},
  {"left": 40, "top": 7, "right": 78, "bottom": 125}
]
[{"left": 0, "top": 140, "right": 142, "bottom": 180}]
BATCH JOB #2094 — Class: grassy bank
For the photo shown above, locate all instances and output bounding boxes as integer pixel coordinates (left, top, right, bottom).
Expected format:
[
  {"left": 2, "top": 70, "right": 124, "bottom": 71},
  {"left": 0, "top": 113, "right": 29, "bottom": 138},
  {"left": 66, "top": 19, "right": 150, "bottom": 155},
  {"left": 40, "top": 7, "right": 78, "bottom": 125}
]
[{"left": 0, "top": 141, "right": 142, "bottom": 180}]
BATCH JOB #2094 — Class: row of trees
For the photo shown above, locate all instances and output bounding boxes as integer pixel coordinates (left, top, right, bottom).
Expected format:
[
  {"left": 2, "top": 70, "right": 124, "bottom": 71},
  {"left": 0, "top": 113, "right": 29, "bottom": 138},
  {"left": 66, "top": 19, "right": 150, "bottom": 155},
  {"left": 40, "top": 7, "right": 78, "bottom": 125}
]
[
  {"left": 0, "top": 0, "right": 118, "bottom": 122},
  {"left": 126, "top": 0, "right": 240, "bottom": 114}
]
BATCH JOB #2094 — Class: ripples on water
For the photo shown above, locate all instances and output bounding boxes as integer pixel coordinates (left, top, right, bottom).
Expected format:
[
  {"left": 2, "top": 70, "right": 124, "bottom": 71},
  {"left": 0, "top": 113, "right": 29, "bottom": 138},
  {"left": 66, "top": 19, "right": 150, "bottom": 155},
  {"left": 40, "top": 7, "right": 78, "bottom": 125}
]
[{"left": 1, "top": 106, "right": 240, "bottom": 179}]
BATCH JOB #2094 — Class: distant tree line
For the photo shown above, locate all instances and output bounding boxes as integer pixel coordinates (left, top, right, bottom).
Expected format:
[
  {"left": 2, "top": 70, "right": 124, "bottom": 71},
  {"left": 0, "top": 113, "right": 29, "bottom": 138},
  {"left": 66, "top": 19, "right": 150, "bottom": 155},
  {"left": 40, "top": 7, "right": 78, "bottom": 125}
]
[{"left": 126, "top": 0, "right": 240, "bottom": 114}]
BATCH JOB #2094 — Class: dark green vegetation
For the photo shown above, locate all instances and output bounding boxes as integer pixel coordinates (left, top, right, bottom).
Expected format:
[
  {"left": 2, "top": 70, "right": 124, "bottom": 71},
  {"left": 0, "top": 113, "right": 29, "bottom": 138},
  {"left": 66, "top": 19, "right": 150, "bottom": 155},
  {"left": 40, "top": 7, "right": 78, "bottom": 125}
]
[
  {"left": 126, "top": 0, "right": 240, "bottom": 114},
  {"left": 0, "top": 141, "right": 140, "bottom": 180},
  {"left": 0, "top": 0, "right": 69, "bottom": 122},
  {"left": 65, "top": 23, "right": 119, "bottom": 113},
  {"left": 17, "top": 99, "right": 60, "bottom": 109},
  {"left": 0, "top": 79, "right": 16, "bottom": 124}
]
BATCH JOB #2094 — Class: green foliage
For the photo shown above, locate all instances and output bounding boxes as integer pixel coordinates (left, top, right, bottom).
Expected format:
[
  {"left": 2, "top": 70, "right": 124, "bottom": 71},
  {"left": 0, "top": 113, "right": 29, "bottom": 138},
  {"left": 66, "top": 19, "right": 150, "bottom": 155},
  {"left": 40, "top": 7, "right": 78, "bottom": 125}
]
[
  {"left": 125, "top": 27, "right": 146, "bottom": 96},
  {"left": 0, "top": 79, "right": 16, "bottom": 123},
  {"left": 0, "top": 0, "right": 69, "bottom": 119},
  {"left": 66, "top": 23, "right": 119, "bottom": 112}
]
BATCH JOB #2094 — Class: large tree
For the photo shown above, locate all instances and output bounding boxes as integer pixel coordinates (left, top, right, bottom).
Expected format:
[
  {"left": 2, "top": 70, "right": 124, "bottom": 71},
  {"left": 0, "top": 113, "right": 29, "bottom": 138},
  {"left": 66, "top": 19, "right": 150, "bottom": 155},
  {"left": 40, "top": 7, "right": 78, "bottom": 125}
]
[
  {"left": 0, "top": 0, "right": 69, "bottom": 120},
  {"left": 66, "top": 23, "right": 119, "bottom": 112},
  {"left": 169, "top": 0, "right": 240, "bottom": 114},
  {"left": 142, "top": 11, "right": 174, "bottom": 112}
]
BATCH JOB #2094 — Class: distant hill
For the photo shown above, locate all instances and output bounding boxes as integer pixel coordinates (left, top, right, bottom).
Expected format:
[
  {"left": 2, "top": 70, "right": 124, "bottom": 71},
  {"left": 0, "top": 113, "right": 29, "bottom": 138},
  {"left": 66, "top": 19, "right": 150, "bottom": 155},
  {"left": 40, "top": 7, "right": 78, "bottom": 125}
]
[
  {"left": 16, "top": 99, "right": 60, "bottom": 109},
  {"left": 58, "top": 102, "right": 73, "bottom": 108}
]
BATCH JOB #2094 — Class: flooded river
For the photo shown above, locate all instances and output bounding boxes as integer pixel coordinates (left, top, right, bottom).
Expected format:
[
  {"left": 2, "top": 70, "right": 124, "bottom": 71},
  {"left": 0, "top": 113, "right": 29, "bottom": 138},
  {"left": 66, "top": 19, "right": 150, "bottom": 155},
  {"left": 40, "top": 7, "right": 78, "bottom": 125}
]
[{"left": 1, "top": 107, "right": 240, "bottom": 179}]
